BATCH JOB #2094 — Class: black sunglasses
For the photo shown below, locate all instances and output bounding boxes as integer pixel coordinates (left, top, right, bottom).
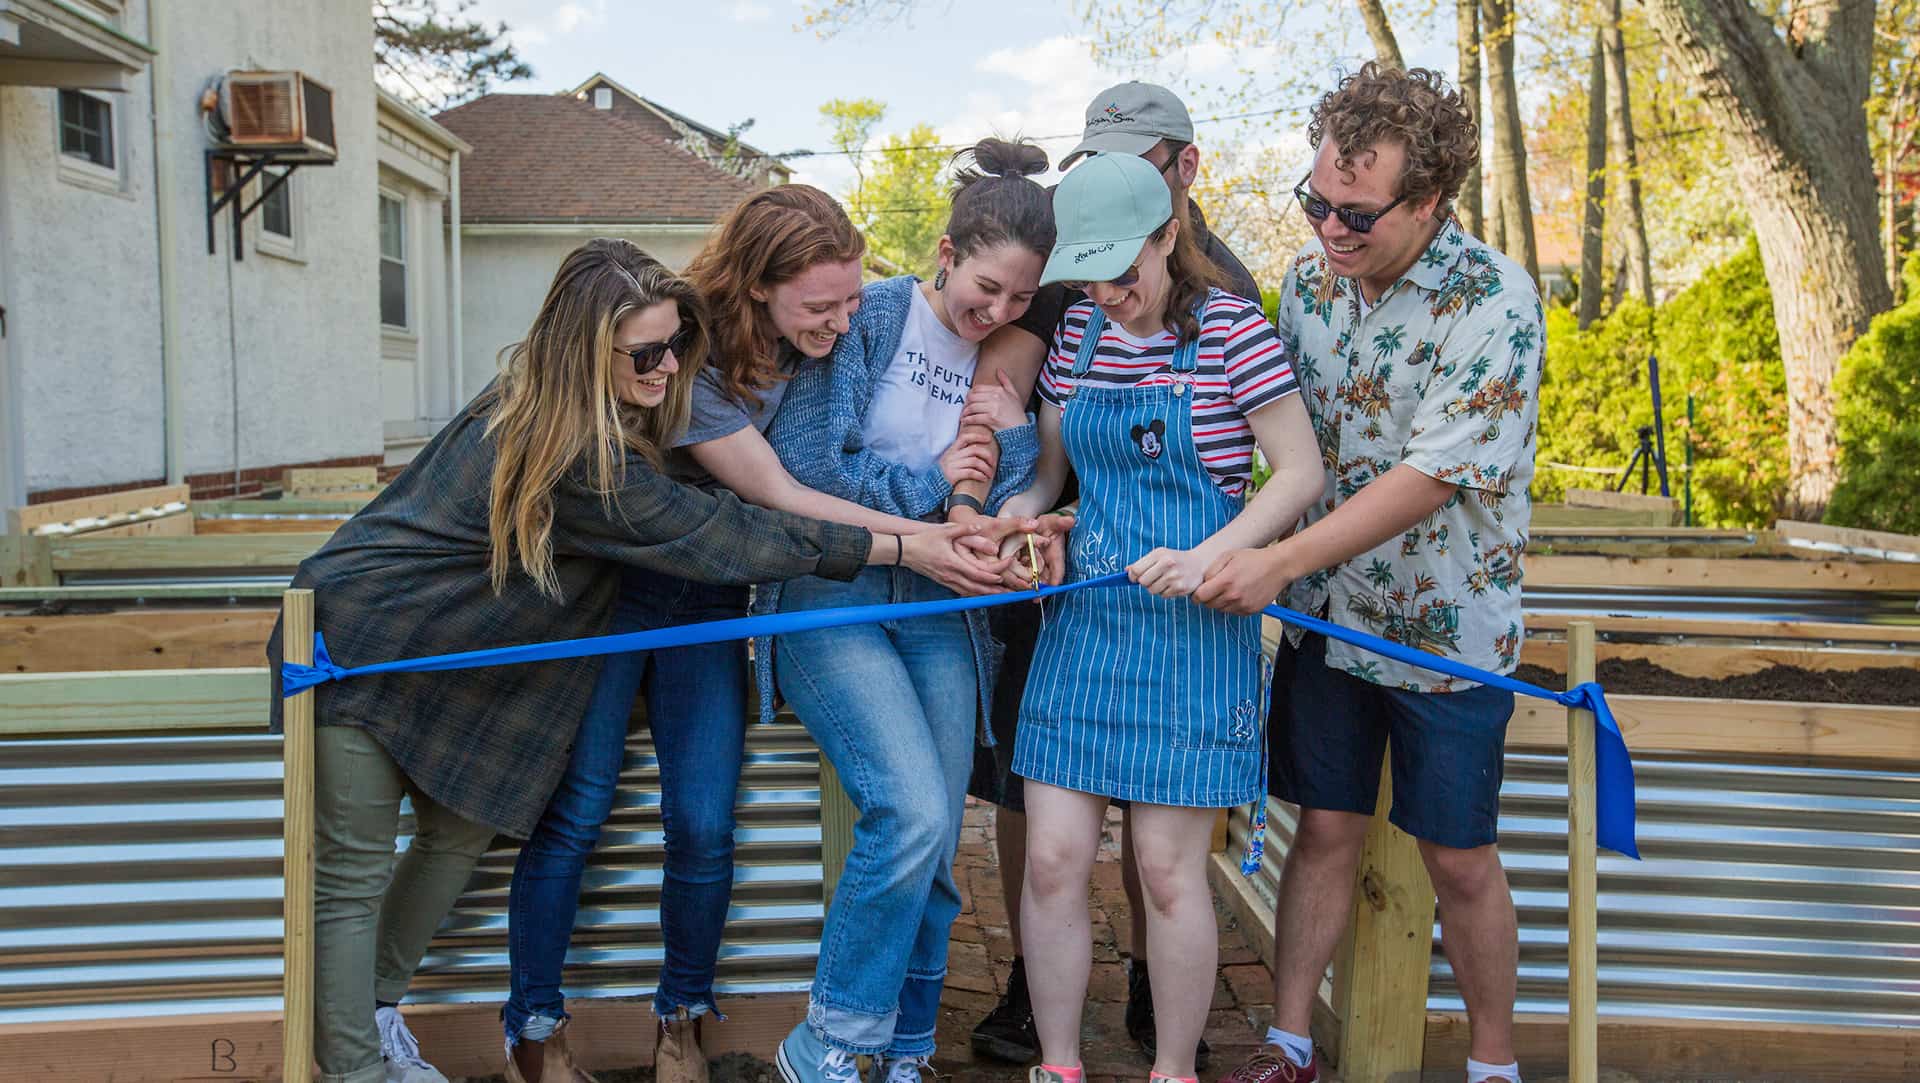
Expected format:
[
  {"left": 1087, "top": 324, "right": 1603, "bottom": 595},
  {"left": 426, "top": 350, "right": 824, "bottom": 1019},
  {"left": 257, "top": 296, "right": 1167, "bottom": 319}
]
[
  {"left": 614, "top": 328, "right": 692, "bottom": 376},
  {"left": 1063, "top": 259, "right": 1143, "bottom": 293},
  {"left": 1293, "top": 173, "right": 1408, "bottom": 234}
]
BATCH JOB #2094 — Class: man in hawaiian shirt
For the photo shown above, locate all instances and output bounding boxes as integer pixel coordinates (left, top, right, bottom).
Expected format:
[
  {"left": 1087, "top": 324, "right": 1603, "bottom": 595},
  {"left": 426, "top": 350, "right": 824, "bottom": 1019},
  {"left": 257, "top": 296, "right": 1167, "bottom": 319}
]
[{"left": 1197, "top": 63, "right": 1543, "bottom": 1083}]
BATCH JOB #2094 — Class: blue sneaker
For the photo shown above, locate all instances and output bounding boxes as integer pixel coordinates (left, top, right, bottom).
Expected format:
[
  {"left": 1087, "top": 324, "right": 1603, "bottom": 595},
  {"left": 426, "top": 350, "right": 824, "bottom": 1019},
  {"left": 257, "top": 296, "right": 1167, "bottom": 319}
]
[{"left": 775, "top": 1023, "right": 862, "bottom": 1083}]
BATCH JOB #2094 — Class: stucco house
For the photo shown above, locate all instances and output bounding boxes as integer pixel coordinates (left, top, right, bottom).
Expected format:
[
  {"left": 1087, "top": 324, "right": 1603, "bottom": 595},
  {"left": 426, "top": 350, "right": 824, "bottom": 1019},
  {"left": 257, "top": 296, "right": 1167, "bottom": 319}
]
[
  {"left": 435, "top": 82, "right": 774, "bottom": 398},
  {"left": 0, "top": 0, "right": 384, "bottom": 507},
  {"left": 374, "top": 88, "right": 470, "bottom": 465}
]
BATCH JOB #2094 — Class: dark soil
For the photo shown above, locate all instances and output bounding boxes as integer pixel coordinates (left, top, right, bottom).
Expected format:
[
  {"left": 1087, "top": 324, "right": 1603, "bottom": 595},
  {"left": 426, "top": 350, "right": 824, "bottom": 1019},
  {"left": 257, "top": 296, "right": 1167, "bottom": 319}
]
[{"left": 1514, "top": 658, "right": 1920, "bottom": 706}]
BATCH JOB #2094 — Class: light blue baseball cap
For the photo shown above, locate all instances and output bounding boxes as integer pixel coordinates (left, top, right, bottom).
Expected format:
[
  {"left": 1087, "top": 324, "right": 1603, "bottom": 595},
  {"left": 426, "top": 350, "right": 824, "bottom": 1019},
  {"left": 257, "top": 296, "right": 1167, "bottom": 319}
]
[{"left": 1039, "top": 152, "right": 1174, "bottom": 287}]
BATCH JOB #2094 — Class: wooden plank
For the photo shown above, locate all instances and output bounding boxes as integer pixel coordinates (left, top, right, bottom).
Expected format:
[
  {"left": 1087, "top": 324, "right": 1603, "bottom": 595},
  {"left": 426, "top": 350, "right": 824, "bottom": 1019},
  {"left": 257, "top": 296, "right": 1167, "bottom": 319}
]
[
  {"left": 1524, "top": 555, "right": 1920, "bottom": 593},
  {"left": 283, "top": 466, "right": 378, "bottom": 496},
  {"left": 1524, "top": 611, "right": 1920, "bottom": 646},
  {"left": 49, "top": 533, "right": 328, "bottom": 573},
  {"left": 0, "top": 535, "right": 53, "bottom": 587},
  {"left": 1527, "top": 528, "right": 1784, "bottom": 559},
  {"left": 1564, "top": 487, "right": 1682, "bottom": 517},
  {"left": 8, "top": 484, "right": 190, "bottom": 534},
  {"left": 199, "top": 497, "right": 374, "bottom": 516},
  {"left": 1422, "top": 1011, "right": 1920, "bottom": 1083},
  {"left": 0, "top": 607, "right": 278, "bottom": 672},
  {"left": 1564, "top": 622, "right": 1597, "bottom": 1083},
  {"left": 0, "top": 583, "right": 286, "bottom": 603},
  {"left": 194, "top": 516, "right": 345, "bottom": 535},
  {"left": 1517, "top": 637, "right": 1920, "bottom": 679},
  {"left": 0, "top": 992, "right": 811, "bottom": 1082},
  {"left": 280, "top": 591, "right": 313, "bottom": 1083},
  {"left": 1506, "top": 694, "right": 1920, "bottom": 762},
  {"left": 0, "top": 668, "right": 268, "bottom": 736},
  {"left": 1329, "top": 755, "right": 1432, "bottom": 1083},
  {"left": 1776, "top": 518, "right": 1920, "bottom": 560},
  {"left": 1532, "top": 504, "right": 1681, "bottom": 528}
]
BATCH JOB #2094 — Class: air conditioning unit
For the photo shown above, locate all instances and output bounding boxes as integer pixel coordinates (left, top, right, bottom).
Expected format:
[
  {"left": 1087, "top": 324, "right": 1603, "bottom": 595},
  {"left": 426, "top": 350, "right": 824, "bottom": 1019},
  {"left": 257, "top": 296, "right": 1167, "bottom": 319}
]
[{"left": 219, "top": 71, "right": 336, "bottom": 162}]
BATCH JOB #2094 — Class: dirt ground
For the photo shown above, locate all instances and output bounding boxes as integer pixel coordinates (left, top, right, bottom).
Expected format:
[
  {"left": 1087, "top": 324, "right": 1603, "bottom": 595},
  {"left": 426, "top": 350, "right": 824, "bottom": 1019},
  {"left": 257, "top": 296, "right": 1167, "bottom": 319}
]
[{"left": 1513, "top": 657, "right": 1920, "bottom": 705}]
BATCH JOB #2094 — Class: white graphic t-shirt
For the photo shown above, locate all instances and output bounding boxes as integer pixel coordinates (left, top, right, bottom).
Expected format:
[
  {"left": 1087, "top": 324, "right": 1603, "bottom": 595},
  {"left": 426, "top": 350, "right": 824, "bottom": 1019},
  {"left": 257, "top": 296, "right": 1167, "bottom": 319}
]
[{"left": 861, "top": 284, "right": 980, "bottom": 472}]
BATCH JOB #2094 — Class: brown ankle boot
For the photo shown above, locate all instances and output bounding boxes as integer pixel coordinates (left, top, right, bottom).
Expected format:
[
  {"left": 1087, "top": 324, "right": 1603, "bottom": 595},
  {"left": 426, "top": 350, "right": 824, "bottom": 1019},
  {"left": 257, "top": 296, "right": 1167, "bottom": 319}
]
[
  {"left": 503, "top": 1020, "right": 600, "bottom": 1083},
  {"left": 655, "top": 1009, "right": 709, "bottom": 1083}
]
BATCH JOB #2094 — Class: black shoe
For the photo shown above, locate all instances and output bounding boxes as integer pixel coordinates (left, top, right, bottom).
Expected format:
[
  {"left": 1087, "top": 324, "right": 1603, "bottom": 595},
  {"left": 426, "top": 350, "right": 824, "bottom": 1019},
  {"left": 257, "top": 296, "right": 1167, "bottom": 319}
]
[
  {"left": 1125, "top": 958, "right": 1210, "bottom": 1070},
  {"left": 971, "top": 956, "right": 1039, "bottom": 1063}
]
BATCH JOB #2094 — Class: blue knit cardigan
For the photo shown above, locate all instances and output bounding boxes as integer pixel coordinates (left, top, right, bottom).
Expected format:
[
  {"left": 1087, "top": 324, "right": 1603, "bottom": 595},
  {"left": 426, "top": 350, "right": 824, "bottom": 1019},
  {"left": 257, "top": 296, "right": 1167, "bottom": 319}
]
[{"left": 753, "top": 275, "right": 1040, "bottom": 728}]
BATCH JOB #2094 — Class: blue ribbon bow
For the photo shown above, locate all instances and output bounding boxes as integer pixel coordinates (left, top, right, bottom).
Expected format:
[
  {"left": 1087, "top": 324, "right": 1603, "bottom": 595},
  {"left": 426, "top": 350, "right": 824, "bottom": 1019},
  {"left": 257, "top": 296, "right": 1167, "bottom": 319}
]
[{"left": 282, "top": 570, "right": 1638, "bottom": 858}]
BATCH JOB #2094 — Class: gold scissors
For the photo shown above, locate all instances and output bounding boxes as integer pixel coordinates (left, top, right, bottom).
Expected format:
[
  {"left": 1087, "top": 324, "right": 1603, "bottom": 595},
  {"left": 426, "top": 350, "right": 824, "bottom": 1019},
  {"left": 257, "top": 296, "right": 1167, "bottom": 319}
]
[{"left": 1024, "top": 532, "right": 1042, "bottom": 593}]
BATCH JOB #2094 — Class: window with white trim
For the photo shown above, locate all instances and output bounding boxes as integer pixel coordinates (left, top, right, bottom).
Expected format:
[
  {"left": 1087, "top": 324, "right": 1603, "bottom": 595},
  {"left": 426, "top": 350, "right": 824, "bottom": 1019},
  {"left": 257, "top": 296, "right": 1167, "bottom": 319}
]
[
  {"left": 379, "top": 192, "right": 409, "bottom": 329},
  {"left": 58, "top": 90, "right": 113, "bottom": 170}
]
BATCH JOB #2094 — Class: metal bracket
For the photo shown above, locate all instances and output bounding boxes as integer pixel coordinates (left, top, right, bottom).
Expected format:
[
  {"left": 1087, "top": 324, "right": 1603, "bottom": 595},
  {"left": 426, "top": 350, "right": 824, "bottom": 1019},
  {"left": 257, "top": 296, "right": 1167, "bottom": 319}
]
[{"left": 204, "top": 149, "right": 306, "bottom": 260}]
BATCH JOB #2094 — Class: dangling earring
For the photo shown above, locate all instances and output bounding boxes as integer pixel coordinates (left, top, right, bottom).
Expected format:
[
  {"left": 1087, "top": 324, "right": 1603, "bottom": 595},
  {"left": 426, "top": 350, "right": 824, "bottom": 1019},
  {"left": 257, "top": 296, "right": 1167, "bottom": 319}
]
[{"left": 933, "top": 267, "right": 947, "bottom": 290}]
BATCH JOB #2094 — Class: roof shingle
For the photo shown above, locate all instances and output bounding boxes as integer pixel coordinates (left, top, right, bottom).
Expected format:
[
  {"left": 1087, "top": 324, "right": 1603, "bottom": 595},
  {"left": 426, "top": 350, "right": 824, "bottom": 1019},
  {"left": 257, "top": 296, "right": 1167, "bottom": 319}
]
[{"left": 434, "top": 94, "right": 762, "bottom": 224}]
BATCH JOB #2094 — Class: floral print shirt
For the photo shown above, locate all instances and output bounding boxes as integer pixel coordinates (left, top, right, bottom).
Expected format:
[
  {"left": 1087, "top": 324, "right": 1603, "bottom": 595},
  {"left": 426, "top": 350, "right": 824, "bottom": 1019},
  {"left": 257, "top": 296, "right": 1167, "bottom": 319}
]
[{"left": 1274, "top": 219, "right": 1543, "bottom": 692}]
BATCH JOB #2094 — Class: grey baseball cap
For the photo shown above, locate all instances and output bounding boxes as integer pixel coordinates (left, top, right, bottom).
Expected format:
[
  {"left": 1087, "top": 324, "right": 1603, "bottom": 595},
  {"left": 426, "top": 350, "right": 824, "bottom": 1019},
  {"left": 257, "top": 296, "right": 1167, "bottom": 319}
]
[{"left": 1059, "top": 81, "right": 1195, "bottom": 169}]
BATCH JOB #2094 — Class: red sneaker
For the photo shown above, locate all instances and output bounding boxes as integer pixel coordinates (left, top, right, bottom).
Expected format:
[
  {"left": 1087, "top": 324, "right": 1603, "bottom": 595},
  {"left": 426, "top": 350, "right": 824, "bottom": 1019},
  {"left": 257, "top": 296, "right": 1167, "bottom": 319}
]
[{"left": 1216, "top": 1049, "right": 1317, "bottom": 1083}]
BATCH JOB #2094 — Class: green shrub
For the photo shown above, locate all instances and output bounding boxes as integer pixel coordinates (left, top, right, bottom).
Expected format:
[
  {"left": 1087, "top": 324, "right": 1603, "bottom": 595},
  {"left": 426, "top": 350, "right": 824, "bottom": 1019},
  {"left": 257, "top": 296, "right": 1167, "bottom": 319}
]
[
  {"left": 1535, "top": 238, "right": 1787, "bottom": 527},
  {"left": 1828, "top": 250, "right": 1920, "bottom": 534}
]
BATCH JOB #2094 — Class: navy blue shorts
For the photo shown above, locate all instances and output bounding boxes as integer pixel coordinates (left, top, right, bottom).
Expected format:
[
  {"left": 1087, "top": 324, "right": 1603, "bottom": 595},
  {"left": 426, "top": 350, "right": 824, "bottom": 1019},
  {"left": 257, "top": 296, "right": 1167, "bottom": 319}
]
[{"left": 1267, "top": 632, "right": 1515, "bottom": 849}]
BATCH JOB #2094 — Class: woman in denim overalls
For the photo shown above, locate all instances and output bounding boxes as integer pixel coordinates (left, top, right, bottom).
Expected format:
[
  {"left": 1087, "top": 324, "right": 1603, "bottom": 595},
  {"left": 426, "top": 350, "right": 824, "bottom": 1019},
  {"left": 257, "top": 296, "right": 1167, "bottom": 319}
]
[{"left": 993, "top": 153, "right": 1325, "bottom": 1083}]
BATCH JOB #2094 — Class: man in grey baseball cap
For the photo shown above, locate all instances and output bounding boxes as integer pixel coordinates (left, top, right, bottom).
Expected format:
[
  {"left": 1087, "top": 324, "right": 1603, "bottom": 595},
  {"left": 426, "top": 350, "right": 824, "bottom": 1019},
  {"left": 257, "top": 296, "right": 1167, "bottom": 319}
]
[
  {"left": 1060, "top": 80, "right": 1199, "bottom": 169},
  {"left": 962, "top": 78, "right": 1261, "bottom": 1071}
]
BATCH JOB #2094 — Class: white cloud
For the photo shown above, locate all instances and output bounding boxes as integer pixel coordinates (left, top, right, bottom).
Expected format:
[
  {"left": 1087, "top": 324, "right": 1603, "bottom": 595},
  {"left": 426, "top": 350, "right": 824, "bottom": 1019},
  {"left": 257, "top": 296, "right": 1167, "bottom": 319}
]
[
  {"left": 940, "top": 36, "right": 1121, "bottom": 179},
  {"left": 729, "top": 1, "right": 773, "bottom": 22},
  {"left": 503, "top": 0, "right": 606, "bottom": 48}
]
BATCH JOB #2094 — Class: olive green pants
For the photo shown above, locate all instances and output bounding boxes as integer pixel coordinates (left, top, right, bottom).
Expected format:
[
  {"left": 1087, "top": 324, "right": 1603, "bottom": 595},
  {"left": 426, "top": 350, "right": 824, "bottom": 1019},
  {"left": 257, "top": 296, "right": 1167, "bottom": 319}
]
[{"left": 312, "top": 724, "right": 498, "bottom": 1083}]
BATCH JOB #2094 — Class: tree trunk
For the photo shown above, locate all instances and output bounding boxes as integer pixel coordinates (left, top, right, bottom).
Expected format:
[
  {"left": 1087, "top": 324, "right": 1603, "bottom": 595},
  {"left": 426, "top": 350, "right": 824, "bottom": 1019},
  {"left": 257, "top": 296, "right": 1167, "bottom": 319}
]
[
  {"left": 1579, "top": 28, "right": 1609, "bottom": 328},
  {"left": 1457, "top": 0, "right": 1483, "bottom": 235},
  {"left": 1891, "top": 130, "right": 1904, "bottom": 304},
  {"left": 1638, "top": 0, "right": 1893, "bottom": 517},
  {"left": 1604, "top": 0, "right": 1653, "bottom": 306},
  {"left": 1356, "top": 0, "right": 1407, "bottom": 67},
  {"left": 1486, "top": 167, "right": 1508, "bottom": 252},
  {"left": 1480, "top": 0, "right": 1540, "bottom": 284}
]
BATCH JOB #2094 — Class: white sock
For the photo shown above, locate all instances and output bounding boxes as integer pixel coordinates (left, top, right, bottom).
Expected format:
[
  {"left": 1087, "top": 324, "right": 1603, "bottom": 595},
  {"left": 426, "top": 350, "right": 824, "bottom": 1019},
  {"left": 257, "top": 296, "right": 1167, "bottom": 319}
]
[
  {"left": 1466, "top": 1058, "right": 1520, "bottom": 1083},
  {"left": 1262, "top": 1026, "right": 1313, "bottom": 1068}
]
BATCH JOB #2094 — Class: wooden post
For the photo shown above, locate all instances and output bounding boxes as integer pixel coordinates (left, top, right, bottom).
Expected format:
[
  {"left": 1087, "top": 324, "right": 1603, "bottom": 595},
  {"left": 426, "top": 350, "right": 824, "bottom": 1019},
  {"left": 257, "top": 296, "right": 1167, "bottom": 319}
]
[
  {"left": 281, "top": 589, "right": 315, "bottom": 1083},
  {"left": 0, "top": 534, "right": 53, "bottom": 587},
  {"left": 818, "top": 758, "right": 858, "bottom": 907},
  {"left": 1566, "top": 621, "right": 1599, "bottom": 1083},
  {"left": 1330, "top": 750, "right": 1435, "bottom": 1083}
]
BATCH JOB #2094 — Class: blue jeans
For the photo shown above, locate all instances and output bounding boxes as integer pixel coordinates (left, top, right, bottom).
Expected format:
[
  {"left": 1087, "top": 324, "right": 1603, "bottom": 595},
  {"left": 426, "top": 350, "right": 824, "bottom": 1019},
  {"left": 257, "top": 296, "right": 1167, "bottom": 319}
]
[
  {"left": 502, "top": 570, "right": 749, "bottom": 1043},
  {"left": 774, "top": 567, "right": 977, "bottom": 1058}
]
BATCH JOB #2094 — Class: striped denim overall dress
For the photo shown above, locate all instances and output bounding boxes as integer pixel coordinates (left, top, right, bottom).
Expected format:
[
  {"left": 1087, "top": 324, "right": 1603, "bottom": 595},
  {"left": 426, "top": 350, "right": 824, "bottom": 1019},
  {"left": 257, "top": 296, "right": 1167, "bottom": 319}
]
[{"left": 1013, "top": 305, "right": 1266, "bottom": 808}]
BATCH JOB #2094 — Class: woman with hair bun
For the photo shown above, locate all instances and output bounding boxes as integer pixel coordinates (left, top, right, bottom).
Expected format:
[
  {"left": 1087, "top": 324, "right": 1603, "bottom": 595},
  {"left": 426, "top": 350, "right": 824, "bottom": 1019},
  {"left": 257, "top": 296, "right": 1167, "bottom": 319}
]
[{"left": 759, "top": 138, "right": 1070, "bottom": 1083}]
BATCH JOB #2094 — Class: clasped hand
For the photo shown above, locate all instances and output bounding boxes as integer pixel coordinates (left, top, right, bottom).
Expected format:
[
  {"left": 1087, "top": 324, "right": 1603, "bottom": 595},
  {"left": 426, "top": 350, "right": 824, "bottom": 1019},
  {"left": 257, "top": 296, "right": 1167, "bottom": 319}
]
[{"left": 908, "top": 513, "right": 1072, "bottom": 597}]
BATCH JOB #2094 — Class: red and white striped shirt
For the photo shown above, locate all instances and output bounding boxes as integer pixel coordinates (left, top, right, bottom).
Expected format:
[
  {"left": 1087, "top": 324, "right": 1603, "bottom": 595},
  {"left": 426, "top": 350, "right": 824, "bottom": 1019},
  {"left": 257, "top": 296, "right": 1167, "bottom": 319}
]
[{"left": 1038, "top": 289, "right": 1298, "bottom": 497}]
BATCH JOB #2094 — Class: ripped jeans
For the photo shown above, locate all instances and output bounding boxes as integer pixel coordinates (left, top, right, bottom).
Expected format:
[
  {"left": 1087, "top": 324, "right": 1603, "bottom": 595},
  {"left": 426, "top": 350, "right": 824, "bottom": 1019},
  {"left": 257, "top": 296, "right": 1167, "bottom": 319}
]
[{"left": 501, "top": 570, "right": 749, "bottom": 1044}]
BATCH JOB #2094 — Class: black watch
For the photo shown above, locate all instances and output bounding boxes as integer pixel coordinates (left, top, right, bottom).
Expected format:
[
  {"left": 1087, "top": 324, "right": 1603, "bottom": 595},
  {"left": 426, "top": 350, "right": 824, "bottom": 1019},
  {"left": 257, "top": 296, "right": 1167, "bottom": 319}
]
[{"left": 943, "top": 492, "right": 986, "bottom": 516}]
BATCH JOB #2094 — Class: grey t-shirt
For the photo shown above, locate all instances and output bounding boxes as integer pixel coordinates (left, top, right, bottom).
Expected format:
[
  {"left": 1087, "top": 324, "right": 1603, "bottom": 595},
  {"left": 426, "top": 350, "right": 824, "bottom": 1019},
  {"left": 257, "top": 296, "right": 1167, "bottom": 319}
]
[{"left": 667, "top": 346, "right": 800, "bottom": 489}]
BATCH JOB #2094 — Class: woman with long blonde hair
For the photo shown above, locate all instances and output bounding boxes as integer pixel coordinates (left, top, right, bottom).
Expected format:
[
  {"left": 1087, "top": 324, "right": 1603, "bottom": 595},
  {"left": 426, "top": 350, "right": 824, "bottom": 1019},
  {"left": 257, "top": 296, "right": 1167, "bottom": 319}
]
[{"left": 268, "top": 239, "right": 985, "bottom": 1083}]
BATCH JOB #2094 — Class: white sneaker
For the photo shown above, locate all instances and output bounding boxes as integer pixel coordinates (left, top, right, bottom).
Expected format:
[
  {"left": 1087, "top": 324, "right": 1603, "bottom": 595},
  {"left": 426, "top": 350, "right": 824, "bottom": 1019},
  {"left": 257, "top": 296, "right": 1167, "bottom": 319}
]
[
  {"left": 376, "top": 1005, "right": 450, "bottom": 1083},
  {"left": 871, "top": 1054, "right": 931, "bottom": 1083}
]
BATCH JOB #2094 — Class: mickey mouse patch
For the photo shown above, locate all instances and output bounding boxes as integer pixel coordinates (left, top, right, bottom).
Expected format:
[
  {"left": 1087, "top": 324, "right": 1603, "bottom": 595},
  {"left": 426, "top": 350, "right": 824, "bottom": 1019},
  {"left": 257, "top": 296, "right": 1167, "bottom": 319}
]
[{"left": 1130, "top": 419, "right": 1166, "bottom": 460}]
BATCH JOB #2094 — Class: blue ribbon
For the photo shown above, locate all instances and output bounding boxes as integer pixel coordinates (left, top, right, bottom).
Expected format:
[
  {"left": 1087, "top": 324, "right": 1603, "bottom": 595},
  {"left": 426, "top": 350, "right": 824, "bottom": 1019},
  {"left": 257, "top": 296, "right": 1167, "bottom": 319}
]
[{"left": 282, "top": 570, "right": 1638, "bottom": 858}]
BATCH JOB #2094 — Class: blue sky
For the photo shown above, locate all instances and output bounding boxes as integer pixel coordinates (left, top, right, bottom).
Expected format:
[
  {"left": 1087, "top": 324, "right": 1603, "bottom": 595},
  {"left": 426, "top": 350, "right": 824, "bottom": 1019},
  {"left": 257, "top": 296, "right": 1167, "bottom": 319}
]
[{"left": 459, "top": 0, "right": 1465, "bottom": 195}]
